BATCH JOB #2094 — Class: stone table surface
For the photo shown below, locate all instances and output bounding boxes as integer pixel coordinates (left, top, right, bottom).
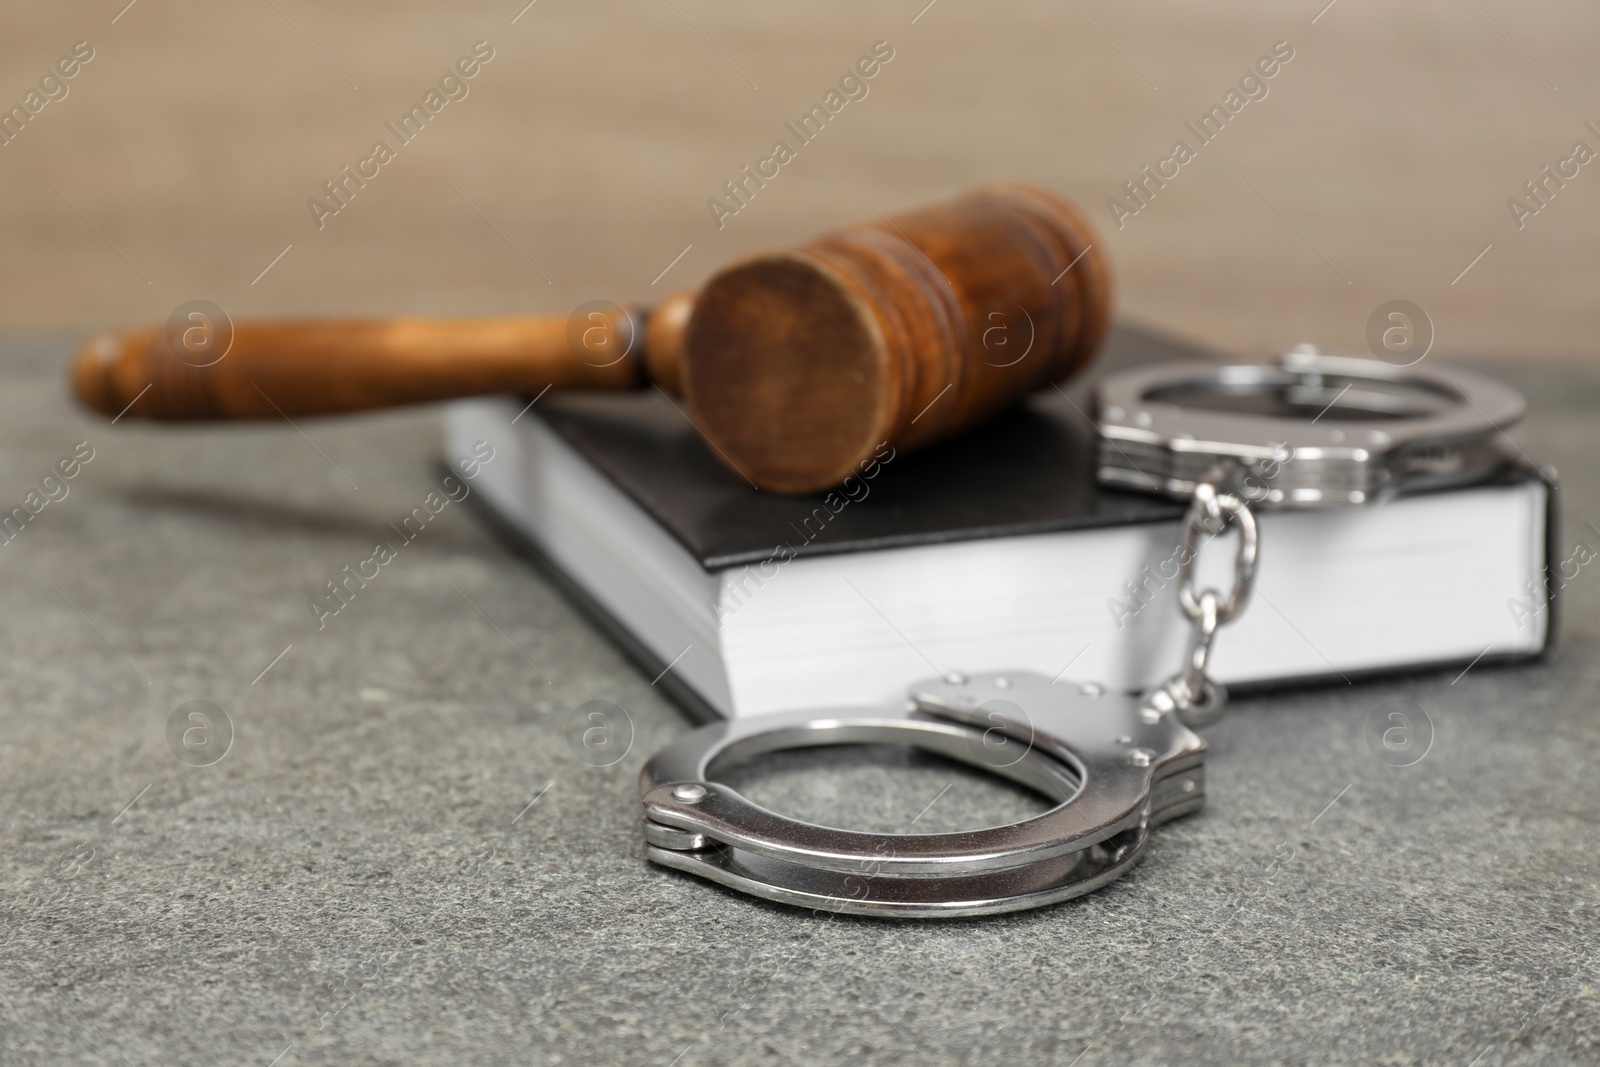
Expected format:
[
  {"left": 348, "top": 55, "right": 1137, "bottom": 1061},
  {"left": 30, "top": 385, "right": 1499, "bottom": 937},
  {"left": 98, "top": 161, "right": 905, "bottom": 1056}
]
[{"left": 2, "top": 338, "right": 1598, "bottom": 1067}]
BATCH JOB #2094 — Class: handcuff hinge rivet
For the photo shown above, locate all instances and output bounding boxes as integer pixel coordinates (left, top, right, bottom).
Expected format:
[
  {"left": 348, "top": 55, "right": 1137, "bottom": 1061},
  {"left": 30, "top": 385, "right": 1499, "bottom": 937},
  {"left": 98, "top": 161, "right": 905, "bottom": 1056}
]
[
  {"left": 1130, "top": 748, "right": 1156, "bottom": 768},
  {"left": 671, "top": 783, "right": 708, "bottom": 804}
]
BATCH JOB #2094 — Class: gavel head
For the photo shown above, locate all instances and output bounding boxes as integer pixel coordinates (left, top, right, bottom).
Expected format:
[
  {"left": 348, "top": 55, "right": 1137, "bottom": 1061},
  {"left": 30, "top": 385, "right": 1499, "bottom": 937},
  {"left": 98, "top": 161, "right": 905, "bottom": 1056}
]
[{"left": 680, "top": 183, "right": 1111, "bottom": 494}]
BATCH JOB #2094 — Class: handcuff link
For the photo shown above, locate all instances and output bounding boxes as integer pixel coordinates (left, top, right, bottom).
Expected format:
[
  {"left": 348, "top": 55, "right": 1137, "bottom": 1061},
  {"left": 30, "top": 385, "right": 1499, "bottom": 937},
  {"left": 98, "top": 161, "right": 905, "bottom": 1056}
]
[{"left": 1149, "top": 463, "right": 1259, "bottom": 729}]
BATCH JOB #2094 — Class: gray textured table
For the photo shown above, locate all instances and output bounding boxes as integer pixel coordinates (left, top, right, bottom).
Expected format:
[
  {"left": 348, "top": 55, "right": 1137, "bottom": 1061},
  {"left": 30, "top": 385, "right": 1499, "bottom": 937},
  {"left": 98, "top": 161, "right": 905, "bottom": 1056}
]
[{"left": 3, "top": 338, "right": 1598, "bottom": 1066}]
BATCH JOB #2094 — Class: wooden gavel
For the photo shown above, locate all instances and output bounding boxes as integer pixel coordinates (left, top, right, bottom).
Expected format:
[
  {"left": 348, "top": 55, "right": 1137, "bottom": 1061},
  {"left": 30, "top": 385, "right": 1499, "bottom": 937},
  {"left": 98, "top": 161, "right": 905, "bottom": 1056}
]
[{"left": 73, "top": 183, "right": 1111, "bottom": 493}]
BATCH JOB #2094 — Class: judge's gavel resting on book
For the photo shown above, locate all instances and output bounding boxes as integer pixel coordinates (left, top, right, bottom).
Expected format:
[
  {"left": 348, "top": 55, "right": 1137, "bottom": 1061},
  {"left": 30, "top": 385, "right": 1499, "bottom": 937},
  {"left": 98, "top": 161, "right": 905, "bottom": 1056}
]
[{"left": 72, "top": 183, "right": 1111, "bottom": 494}]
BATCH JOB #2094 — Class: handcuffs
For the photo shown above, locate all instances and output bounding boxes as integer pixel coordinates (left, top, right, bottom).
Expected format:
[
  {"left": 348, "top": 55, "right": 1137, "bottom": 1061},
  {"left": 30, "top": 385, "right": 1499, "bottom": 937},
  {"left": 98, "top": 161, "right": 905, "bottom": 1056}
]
[{"left": 639, "top": 347, "right": 1526, "bottom": 917}]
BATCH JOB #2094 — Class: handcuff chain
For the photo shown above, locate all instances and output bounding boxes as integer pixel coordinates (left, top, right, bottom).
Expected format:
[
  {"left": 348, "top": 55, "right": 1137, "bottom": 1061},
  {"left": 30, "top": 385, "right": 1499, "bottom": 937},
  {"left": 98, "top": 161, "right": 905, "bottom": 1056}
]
[{"left": 1156, "top": 464, "right": 1259, "bottom": 729}]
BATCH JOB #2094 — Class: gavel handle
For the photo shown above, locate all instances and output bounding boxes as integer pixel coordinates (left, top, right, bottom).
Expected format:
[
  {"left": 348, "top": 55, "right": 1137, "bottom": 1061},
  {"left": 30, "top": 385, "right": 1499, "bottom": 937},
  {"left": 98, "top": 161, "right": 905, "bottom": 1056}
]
[{"left": 72, "top": 297, "right": 691, "bottom": 421}]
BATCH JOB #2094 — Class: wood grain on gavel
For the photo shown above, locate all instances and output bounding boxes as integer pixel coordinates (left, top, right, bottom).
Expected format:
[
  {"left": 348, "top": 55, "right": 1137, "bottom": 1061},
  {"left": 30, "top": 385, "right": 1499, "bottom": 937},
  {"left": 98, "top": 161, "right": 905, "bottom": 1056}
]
[{"left": 73, "top": 183, "right": 1111, "bottom": 493}]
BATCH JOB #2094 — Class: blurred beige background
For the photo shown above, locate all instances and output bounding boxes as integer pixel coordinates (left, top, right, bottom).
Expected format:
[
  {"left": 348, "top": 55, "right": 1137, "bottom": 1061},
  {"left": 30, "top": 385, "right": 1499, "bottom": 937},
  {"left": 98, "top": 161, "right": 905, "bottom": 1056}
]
[{"left": 3, "top": 0, "right": 1596, "bottom": 361}]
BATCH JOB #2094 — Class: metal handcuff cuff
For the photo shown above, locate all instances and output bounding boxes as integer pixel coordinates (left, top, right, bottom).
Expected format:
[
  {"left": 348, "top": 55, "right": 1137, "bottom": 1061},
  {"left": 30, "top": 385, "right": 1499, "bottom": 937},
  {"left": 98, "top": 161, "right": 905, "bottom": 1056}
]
[{"left": 639, "top": 347, "right": 1525, "bottom": 917}]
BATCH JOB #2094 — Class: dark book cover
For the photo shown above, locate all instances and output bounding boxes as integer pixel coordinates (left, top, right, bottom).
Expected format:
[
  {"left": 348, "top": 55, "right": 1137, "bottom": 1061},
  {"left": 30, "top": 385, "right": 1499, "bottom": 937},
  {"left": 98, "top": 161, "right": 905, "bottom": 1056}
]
[{"left": 530, "top": 322, "right": 1208, "bottom": 570}]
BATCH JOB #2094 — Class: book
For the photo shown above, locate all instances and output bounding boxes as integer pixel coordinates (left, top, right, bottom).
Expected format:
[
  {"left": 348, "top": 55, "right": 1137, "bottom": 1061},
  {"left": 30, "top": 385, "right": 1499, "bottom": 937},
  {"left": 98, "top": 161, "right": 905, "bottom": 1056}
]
[{"left": 443, "top": 323, "right": 1557, "bottom": 722}]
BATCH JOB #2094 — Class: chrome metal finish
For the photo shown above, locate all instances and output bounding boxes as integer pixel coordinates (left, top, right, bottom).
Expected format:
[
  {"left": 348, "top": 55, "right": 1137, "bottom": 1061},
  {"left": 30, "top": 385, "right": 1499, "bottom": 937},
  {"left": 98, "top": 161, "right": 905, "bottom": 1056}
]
[
  {"left": 634, "top": 349, "right": 1525, "bottom": 917},
  {"left": 1149, "top": 464, "right": 1259, "bottom": 728},
  {"left": 1175, "top": 472, "right": 1257, "bottom": 624},
  {"left": 639, "top": 671, "right": 1204, "bottom": 918},
  {"left": 1101, "top": 349, "right": 1525, "bottom": 730},
  {"left": 1095, "top": 348, "right": 1525, "bottom": 508},
  {"left": 1175, "top": 591, "right": 1221, "bottom": 709}
]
